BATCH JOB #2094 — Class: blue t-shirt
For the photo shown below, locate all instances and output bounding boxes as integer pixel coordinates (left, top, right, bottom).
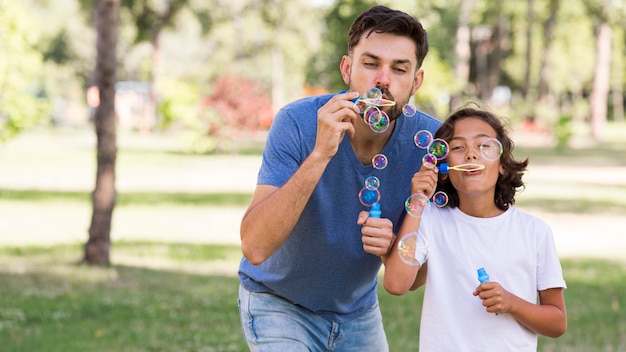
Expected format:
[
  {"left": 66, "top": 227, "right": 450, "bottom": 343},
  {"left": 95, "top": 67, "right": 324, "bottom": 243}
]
[{"left": 238, "top": 94, "right": 441, "bottom": 322}]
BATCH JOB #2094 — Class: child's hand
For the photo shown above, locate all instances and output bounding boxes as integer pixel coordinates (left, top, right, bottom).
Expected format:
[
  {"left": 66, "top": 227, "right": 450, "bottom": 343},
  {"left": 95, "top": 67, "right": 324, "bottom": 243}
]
[
  {"left": 410, "top": 164, "right": 439, "bottom": 199},
  {"left": 473, "top": 281, "right": 512, "bottom": 315}
]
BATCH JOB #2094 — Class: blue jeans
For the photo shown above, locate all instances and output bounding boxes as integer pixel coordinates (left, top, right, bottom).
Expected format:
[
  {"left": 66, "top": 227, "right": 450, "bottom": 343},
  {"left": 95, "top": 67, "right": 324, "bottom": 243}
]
[{"left": 238, "top": 285, "right": 389, "bottom": 351}]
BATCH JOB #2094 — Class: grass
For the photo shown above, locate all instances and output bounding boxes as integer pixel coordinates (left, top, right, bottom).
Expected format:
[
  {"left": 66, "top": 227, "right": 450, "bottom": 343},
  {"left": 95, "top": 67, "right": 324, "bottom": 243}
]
[
  {"left": 0, "top": 244, "right": 625, "bottom": 351},
  {"left": 0, "top": 189, "right": 252, "bottom": 207},
  {"left": 1, "top": 124, "right": 626, "bottom": 350}
]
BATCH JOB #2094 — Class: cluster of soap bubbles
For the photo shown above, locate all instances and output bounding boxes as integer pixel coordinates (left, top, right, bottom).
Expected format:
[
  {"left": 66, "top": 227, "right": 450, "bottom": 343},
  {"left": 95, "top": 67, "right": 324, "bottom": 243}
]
[
  {"left": 354, "top": 87, "right": 418, "bottom": 134},
  {"left": 355, "top": 88, "right": 420, "bottom": 206},
  {"left": 413, "top": 130, "right": 449, "bottom": 168},
  {"left": 350, "top": 90, "right": 504, "bottom": 267},
  {"left": 398, "top": 132, "right": 506, "bottom": 265},
  {"left": 359, "top": 176, "right": 381, "bottom": 207},
  {"left": 404, "top": 130, "right": 452, "bottom": 218}
]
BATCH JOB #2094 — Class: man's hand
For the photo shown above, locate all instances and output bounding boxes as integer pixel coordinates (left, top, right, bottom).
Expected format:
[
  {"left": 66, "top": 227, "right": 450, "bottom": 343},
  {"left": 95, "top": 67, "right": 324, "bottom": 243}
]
[
  {"left": 357, "top": 211, "right": 396, "bottom": 257},
  {"left": 313, "top": 91, "right": 360, "bottom": 160}
]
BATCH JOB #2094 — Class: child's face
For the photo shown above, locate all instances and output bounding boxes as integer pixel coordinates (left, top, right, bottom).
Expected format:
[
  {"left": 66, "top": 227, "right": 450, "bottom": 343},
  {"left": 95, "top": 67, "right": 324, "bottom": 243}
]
[{"left": 445, "top": 117, "right": 503, "bottom": 202}]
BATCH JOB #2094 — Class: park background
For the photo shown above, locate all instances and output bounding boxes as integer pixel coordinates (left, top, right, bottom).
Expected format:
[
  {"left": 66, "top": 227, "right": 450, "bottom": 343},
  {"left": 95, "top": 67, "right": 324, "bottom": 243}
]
[{"left": 1, "top": 0, "right": 625, "bottom": 351}]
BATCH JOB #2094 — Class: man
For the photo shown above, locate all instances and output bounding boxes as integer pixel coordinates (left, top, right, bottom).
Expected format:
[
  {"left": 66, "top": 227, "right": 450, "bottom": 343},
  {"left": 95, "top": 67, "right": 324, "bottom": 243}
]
[{"left": 238, "top": 6, "right": 441, "bottom": 351}]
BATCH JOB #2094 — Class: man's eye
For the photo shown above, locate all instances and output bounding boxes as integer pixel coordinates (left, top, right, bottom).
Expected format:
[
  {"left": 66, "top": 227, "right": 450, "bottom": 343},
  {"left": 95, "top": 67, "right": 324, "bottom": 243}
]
[{"left": 364, "top": 62, "right": 377, "bottom": 68}]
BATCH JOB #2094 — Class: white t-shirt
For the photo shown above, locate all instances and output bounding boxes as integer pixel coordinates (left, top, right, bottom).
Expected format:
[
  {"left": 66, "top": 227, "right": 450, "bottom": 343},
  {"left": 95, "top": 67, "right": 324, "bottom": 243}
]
[{"left": 417, "top": 206, "right": 566, "bottom": 352}]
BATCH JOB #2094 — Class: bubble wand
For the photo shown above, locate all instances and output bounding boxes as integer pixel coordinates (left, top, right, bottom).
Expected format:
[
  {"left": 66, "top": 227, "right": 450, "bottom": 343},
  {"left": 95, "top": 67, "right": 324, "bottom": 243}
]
[
  {"left": 369, "top": 202, "right": 381, "bottom": 218},
  {"left": 477, "top": 267, "right": 499, "bottom": 316},
  {"left": 437, "top": 163, "right": 485, "bottom": 173}
]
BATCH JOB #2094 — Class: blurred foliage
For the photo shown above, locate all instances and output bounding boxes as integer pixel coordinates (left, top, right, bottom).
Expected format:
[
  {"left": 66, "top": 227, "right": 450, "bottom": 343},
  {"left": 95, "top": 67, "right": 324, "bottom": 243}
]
[
  {"left": 1, "top": 0, "right": 625, "bottom": 149},
  {"left": 0, "top": 1, "right": 51, "bottom": 141},
  {"left": 305, "top": 0, "right": 377, "bottom": 92}
]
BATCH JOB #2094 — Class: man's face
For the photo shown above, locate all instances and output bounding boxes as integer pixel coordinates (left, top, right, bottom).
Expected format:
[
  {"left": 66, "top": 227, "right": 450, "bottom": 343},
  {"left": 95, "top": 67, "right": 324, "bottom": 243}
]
[{"left": 340, "top": 31, "right": 423, "bottom": 120}]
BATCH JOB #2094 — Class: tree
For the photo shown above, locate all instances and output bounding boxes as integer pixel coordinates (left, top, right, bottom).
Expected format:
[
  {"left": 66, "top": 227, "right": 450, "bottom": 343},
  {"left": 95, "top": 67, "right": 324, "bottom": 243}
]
[
  {"left": 83, "top": 0, "right": 120, "bottom": 266},
  {"left": 585, "top": 0, "right": 613, "bottom": 140},
  {"left": 120, "top": 0, "right": 191, "bottom": 132},
  {"left": 305, "top": 0, "right": 377, "bottom": 93},
  {"left": 589, "top": 22, "right": 611, "bottom": 140},
  {"left": 0, "top": 1, "right": 50, "bottom": 141},
  {"left": 450, "top": 0, "right": 477, "bottom": 109}
]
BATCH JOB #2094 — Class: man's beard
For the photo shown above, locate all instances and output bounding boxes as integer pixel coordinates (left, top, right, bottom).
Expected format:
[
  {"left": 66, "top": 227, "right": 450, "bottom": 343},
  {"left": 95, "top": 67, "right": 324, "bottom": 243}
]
[
  {"left": 377, "top": 87, "right": 409, "bottom": 122},
  {"left": 352, "top": 85, "right": 410, "bottom": 122}
]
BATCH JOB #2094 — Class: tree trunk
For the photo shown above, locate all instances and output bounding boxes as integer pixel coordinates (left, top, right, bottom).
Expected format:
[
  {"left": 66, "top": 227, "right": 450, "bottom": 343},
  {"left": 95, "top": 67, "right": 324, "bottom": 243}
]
[
  {"left": 521, "top": 0, "right": 534, "bottom": 98},
  {"left": 487, "top": 10, "right": 507, "bottom": 102},
  {"left": 536, "top": 0, "right": 560, "bottom": 102},
  {"left": 450, "top": 0, "right": 476, "bottom": 110},
  {"left": 84, "top": 0, "right": 120, "bottom": 266},
  {"left": 611, "top": 25, "right": 624, "bottom": 123},
  {"left": 589, "top": 22, "right": 611, "bottom": 140}
]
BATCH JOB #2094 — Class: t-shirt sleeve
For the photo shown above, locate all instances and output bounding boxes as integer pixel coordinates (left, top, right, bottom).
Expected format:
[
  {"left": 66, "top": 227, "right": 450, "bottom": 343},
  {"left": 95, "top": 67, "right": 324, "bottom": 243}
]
[
  {"left": 536, "top": 222, "right": 567, "bottom": 291},
  {"left": 258, "top": 107, "right": 307, "bottom": 187}
]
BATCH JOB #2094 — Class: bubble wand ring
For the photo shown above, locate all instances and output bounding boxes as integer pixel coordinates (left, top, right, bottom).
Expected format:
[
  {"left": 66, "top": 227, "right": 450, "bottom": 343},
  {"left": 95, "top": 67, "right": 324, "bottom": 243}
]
[{"left": 437, "top": 163, "right": 485, "bottom": 173}]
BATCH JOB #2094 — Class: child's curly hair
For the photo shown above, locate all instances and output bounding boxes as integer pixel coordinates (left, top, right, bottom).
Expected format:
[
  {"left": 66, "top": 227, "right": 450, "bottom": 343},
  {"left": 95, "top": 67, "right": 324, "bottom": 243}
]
[{"left": 434, "top": 104, "right": 529, "bottom": 210}]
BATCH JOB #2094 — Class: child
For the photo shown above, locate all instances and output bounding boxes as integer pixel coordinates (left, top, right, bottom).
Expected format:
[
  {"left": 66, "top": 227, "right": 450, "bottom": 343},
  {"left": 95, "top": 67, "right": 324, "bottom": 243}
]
[{"left": 383, "top": 105, "right": 567, "bottom": 351}]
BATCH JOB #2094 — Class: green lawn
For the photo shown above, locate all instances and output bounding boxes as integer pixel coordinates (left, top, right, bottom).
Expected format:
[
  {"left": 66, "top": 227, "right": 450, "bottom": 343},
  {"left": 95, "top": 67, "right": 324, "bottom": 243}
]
[
  {"left": 0, "top": 244, "right": 625, "bottom": 351},
  {"left": 1, "top": 124, "right": 626, "bottom": 351}
]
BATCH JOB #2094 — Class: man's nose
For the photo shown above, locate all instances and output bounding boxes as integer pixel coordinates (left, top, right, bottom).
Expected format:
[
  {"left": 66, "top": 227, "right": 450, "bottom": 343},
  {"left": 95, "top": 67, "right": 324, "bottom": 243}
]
[{"left": 375, "top": 68, "right": 391, "bottom": 88}]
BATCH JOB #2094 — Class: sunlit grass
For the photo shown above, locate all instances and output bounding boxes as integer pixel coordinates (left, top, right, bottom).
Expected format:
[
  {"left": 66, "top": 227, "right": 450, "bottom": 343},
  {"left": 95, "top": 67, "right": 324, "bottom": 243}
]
[
  {"left": 0, "top": 246, "right": 624, "bottom": 351},
  {"left": 1, "top": 125, "right": 625, "bottom": 350},
  {"left": 0, "top": 189, "right": 251, "bottom": 206}
]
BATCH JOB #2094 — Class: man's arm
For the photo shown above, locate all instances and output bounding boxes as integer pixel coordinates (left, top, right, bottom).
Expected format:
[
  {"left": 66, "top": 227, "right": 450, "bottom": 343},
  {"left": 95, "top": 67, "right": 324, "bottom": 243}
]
[
  {"left": 240, "top": 151, "right": 329, "bottom": 265},
  {"left": 240, "top": 92, "right": 360, "bottom": 265}
]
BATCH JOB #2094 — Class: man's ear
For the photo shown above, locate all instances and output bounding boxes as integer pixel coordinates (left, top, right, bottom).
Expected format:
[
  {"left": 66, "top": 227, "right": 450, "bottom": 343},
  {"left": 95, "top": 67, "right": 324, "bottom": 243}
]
[
  {"left": 340, "top": 55, "right": 351, "bottom": 85},
  {"left": 410, "top": 69, "right": 424, "bottom": 95}
]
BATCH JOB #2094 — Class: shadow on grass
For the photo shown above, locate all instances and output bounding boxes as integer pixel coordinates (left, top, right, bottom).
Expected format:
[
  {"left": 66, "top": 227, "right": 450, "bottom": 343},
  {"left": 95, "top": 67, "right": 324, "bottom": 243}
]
[
  {"left": 515, "top": 142, "right": 626, "bottom": 167},
  {"left": 5, "top": 186, "right": 625, "bottom": 215},
  {"left": 516, "top": 196, "right": 626, "bottom": 215},
  {"left": 0, "top": 189, "right": 252, "bottom": 206},
  {"left": 1, "top": 242, "right": 624, "bottom": 352}
]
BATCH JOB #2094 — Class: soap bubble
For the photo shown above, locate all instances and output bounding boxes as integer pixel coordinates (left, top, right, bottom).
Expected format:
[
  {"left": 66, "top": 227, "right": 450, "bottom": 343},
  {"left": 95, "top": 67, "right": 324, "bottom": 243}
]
[
  {"left": 372, "top": 153, "right": 388, "bottom": 169},
  {"left": 354, "top": 99, "right": 369, "bottom": 114},
  {"left": 414, "top": 130, "right": 433, "bottom": 149},
  {"left": 364, "top": 87, "right": 382, "bottom": 101},
  {"left": 358, "top": 187, "right": 381, "bottom": 207},
  {"left": 398, "top": 232, "right": 429, "bottom": 266},
  {"left": 403, "top": 104, "right": 417, "bottom": 117},
  {"left": 364, "top": 176, "right": 380, "bottom": 190},
  {"left": 479, "top": 137, "right": 503, "bottom": 161},
  {"left": 429, "top": 139, "right": 449, "bottom": 160},
  {"left": 422, "top": 153, "right": 438, "bottom": 168},
  {"left": 432, "top": 191, "right": 448, "bottom": 207},
  {"left": 366, "top": 108, "right": 390, "bottom": 133},
  {"left": 405, "top": 193, "right": 430, "bottom": 218}
]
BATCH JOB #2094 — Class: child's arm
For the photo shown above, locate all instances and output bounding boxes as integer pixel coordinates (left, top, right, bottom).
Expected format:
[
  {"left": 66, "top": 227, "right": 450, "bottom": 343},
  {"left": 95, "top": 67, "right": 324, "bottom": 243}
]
[
  {"left": 382, "top": 164, "right": 437, "bottom": 295},
  {"left": 409, "top": 262, "right": 428, "bottom": 290},
  {"left": 474, "top": 284, "right": 567, "bottom": 337}
]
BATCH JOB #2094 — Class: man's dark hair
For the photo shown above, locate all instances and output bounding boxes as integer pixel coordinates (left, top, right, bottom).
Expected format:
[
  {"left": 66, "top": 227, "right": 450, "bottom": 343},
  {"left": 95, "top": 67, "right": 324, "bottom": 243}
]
[
  {"left": 348, "top": 5, "right": 429, "bottom": 68},
  {"left": 435, "top": 104, "right": 529, "bottom": 210}
]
